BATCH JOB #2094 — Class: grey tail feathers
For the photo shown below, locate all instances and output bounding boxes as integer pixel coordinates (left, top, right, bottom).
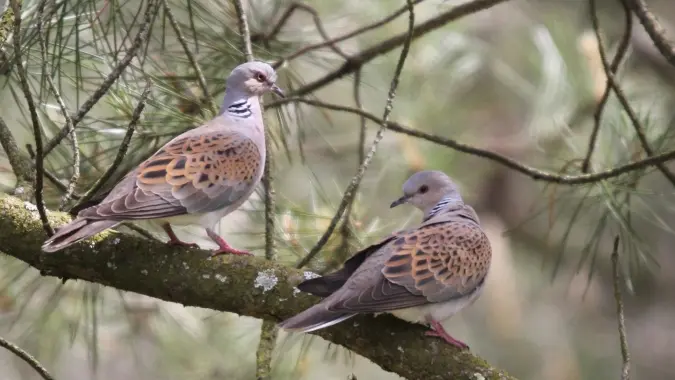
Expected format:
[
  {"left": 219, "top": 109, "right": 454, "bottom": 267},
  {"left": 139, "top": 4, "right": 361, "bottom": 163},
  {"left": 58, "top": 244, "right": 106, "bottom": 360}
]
[
  {"left": 278, "top": 305, "right": 355, "bottom": 333},
  {"left": 42, "top": 218, "right": 119, "bottom": 252}
]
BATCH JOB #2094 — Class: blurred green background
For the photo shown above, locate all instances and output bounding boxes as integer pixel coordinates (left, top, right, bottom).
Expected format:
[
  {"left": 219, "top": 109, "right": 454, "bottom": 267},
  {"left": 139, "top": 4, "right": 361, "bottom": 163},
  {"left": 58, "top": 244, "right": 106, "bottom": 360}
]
[{"left": 2, "top": 0, "right": 675, "bottom": 379}]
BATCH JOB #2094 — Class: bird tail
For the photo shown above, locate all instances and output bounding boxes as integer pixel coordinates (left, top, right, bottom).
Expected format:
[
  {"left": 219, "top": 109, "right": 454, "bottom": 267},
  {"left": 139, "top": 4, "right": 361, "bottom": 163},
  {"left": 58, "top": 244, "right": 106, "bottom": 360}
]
[
  {"left": 278, "top": 305, "right": 355, "bottom": 333},
  {"left": 42, "top": 218, "right": 119, "bottom": 252}
]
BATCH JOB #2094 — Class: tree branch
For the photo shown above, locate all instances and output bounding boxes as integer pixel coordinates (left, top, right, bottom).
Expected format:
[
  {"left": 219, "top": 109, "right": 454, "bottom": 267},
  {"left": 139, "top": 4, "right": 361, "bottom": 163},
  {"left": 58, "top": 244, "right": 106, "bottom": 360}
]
[
  {"left": 0, "top": 193, "right": 515, "bottom": 380},
  {"left": 581, "top": 0, "right": 632, "bottom": 173},
  {"left": 626, "top": 0, "right": 675, "bottom": 68},
  {"left": 610, "top": 237, "right": 631, "bottom": 380},
  {"left": 0, "top": 335, "right": 55, "bottom": 380},
  {"left": 288, "top": 0, "right": 509, "bottom": 98},
  {"left": 267, "top": 97, "right": 675, "bottom": 184},
  {"left": 0, "top": 116, "right": 35, "bottom": 195}
]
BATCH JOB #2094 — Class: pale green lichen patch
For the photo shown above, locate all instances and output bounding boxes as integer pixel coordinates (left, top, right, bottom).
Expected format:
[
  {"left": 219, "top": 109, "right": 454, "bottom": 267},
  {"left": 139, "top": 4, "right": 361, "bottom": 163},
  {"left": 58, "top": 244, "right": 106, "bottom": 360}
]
[{"left": 254, "top": 269, "right": 278, "bottom": 293}]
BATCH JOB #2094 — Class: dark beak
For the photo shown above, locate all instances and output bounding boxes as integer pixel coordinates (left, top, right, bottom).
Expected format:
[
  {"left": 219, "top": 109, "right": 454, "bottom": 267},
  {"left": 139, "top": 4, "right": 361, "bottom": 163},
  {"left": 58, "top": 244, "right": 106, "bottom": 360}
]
[
  {"left": 390, "top": 194, "right": 410, "bottom": 208},
  {"left": 271, "top": 84, "right": 285, "bottom": 98}
]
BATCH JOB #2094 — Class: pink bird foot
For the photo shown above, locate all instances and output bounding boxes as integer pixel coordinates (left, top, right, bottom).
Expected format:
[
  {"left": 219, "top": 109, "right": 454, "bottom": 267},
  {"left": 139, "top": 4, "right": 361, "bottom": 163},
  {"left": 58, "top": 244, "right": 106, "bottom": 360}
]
[
  {"left": 206, "top": 228, "right": 252, "bottom": 257},
  {"left": 426, "top": 319, "right": 469, "bottom": 350},
  {"left": 163, "top": 224, "right": 199, "bottom": 248}
]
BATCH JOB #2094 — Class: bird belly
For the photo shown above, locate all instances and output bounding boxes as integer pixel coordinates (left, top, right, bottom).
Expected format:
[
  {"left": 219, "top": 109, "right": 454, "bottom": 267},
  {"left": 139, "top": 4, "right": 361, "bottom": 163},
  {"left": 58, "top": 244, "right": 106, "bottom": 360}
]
[{"left": 388, "top": 286, "right": 484, "bottom": 325}]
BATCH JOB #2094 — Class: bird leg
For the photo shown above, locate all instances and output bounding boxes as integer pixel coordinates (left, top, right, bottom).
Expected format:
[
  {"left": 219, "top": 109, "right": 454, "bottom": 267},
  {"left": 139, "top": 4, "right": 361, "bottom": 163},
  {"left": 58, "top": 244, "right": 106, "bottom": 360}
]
[
  {"left": 425, "top": 319, "right": 469, "bottom": 350},
  {"left": 162, "top": 223, "right": 199, "bottom": 248},
  {"left": 205, "top": 228, "right": 252, "bottom": 256}
]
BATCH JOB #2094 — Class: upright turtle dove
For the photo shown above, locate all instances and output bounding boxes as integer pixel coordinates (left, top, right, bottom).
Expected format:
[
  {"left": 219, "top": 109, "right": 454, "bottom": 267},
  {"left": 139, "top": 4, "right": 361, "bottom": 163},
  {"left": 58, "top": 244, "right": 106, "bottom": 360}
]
[{"left": 42, "top": 61, "right": 284, "bottom": 256}]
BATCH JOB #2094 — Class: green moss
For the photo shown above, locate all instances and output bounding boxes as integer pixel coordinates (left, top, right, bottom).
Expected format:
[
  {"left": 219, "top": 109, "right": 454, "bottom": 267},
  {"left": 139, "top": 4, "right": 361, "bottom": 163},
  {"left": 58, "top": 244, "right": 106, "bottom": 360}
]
[{"left": 0, "top": 193, "right": 517, "bottom": 380}]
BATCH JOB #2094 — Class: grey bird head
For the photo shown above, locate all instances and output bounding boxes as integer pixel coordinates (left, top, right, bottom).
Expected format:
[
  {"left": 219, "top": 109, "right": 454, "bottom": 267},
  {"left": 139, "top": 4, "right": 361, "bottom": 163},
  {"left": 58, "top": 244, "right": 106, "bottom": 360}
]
[
  {"left": 390, "top": 170, "right": 463, "bottom": 214},
  {"left": 226, "top": 61, "right": 284, "bottom": 97}
]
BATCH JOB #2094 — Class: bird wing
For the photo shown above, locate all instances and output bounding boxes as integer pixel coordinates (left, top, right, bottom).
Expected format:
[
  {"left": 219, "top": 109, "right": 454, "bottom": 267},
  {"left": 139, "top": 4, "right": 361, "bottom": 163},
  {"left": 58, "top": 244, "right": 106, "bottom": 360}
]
[
  {"left": 80, "top": 125, "right": 262, "bottom": 221},
  {"left": 321, "top": 209, "right": 491, "bottom": 313}
]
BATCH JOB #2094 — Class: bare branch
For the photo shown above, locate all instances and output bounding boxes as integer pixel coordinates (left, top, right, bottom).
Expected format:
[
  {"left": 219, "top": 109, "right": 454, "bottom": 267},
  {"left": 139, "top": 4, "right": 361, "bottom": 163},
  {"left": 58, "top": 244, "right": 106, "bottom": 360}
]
[
  {"left": 232, "top": 1, "right": 278, "bottom": 375},
  {"left": 296, "top": 0, "right": 416, "bottom": 269},
  {"left": 0, "top": 335, "right": 55, "bottom": 380},
  {"left": 626, "top": 0, "right": 675, "bottom": 68},
  {"left": 255, "top": 320, "right": 278, "bottom": 380},
  {"left": 35, "top": 0, "right": 80, "bottom": 210},
  {"left": 268, "top": 97, "right": 675, "bottom": 184},
  {"left": 610, "top": 236, "right": 631, "bottom": 380},
  {"left": 264, "top": 2, "right": 348, "bottom": 60},
  {"left": 161, "top": 0, "right": 215, "bottom": 115},
  {"left": 589, "top": 0, "right": 675, "bottom": 187},
  {"left": 582, "top": 0, "right": 632, "bottom": 173},
  {"left": 288, "top": 0, "right": 509, "bottom": 98},
  {"left": 10, "top": 0, "right": 52, "bottom": 235},
  {"left": 0, "top": 116, "right": 35, "bottom": 192},
  {"left": 273, "top": 0, "right": 424, "bottom": 68},
  {"left": 0, "top": 193, "right": 516, "bottom": 380},
  {"left": 42, "top": 0, "right": 158, "bottom": 157},
  {"left": 232, "top": 0, "right": 253, "bottom": 62},
  {"left": 70, "top": 83, "right": 151, "bottom": 212}
]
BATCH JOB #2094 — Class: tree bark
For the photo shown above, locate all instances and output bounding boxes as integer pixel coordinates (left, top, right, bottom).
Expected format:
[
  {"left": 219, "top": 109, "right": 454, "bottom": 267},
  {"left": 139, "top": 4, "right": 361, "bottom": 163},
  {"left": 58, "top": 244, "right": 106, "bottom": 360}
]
[{"left": 0, "top": 193, "right": 515, "bottom": 380}]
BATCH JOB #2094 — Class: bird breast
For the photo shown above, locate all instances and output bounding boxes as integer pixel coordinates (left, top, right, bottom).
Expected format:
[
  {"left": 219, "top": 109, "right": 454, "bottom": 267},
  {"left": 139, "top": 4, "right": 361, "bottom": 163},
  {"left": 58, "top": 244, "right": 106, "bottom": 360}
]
[{"left": 387, "top": 283, "right": 485, "bottom": 325}]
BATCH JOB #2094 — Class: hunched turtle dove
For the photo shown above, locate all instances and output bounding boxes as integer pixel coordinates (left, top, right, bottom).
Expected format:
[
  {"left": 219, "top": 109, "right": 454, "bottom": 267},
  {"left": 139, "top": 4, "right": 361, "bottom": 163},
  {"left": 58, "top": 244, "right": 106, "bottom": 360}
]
[{"left": 279, "top": 171, "right": 492, "bottom": 349}]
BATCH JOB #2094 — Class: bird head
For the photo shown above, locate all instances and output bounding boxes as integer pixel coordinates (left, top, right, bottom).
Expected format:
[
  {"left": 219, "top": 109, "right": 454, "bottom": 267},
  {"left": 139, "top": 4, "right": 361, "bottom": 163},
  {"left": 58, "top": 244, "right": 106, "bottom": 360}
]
[
  {"left": 390, "top": 170, "right": 463, "bottom": 214},
  {"left": 226, "top": 61, "right": 284, "bottom": 98}
]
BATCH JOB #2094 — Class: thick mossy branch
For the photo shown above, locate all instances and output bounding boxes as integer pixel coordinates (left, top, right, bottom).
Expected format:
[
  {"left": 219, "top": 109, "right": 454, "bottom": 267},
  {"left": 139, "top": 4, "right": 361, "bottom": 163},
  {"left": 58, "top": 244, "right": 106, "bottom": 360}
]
[{"left": 0, "top": 193, "right": 515, "bottom": 380}]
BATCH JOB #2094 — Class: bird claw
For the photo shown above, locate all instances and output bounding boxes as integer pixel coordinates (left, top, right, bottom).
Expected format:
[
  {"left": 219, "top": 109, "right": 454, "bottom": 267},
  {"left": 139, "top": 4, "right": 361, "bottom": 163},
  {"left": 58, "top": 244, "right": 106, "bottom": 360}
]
[{"left": 426, "top": 320, "right": 470, "bottom": 350}]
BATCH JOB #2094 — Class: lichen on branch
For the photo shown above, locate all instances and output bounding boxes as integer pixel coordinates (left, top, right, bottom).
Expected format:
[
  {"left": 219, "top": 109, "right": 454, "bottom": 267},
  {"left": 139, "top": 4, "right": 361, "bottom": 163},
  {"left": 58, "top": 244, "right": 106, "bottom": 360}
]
[{"left": 0, "top": 193, "right": 515, "bottom": 380}]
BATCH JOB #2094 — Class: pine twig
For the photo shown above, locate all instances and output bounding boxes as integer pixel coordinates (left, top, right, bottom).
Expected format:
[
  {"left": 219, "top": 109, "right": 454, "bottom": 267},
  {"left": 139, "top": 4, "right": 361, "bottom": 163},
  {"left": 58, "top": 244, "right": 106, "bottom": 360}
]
[
  {"left": 610, "top": 236, "right": 631, "bottom": 380},
  {"left": 70, "top": 83, "right": 152, "bottom": 212},
  {"left": 42, "top": 0, "right": 158, "bottom": 157},
  {"left": 581, "top": 0, "right": 632, "bottom": 173},
  {"left": 295, "top": 0, "right": 417, "bottom": 269},
  {"left": 589, "top": 0, "right": 675, "bottom": 187},
  {"left": 0, "top": 335, "right": 55, "bottom": 380},
  {"left": 161, "top": 0, "right": 215, "bottom": 115},
  {"left": 10, "top": 0, "right": 53, "bottom": 235},
  {"left": 626, "top": 0, "right": 675, "bottom": 68},
  {"left": 232, "top": 1, "right": 278, "bottom": 377},
  {"left": 35, "top": 0, "right": 80, "bottom": 210},
  {"left": 267, "top": 97, "right": 675, "bottom": 185}
]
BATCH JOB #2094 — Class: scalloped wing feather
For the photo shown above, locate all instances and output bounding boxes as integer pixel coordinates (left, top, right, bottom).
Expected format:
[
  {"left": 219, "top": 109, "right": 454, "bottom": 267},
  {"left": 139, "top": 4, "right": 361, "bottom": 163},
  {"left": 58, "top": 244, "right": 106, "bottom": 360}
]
[{"left": 81, "top": 129, "right": 261, "bottom": 220}]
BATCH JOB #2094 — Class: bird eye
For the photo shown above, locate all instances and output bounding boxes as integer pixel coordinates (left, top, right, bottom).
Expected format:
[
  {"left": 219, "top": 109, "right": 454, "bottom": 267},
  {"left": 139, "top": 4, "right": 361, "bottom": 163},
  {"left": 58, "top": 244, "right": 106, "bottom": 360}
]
[
  {"left": 255, "top": 73, "right": 266, "bottom": 82},
  {"left": 419, "top": 185, "right": 429, "bottom": 194}
]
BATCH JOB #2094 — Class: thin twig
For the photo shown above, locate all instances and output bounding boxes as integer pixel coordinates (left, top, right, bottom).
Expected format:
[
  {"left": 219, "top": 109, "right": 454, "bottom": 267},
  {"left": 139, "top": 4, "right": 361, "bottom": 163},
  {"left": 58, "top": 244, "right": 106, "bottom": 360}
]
[
  {"left": 232, "top": 0, "right": 253, "bottom": 61},
  {"left": 161, "top": 0, "right": 215, "bottom": 114},
  {"left": 268, "top": 97, "right": 675, "bottom": 185},
  {"left": 287, "top": 0, "right": 508, "bottom": 98},
  {"left": 24, "top": 144, "right": 79, "bottom": 198},
  {"left": 273, "top": 0, "right": 424, "bottom": 68},
  {"left": 0, "top": 335, "right": 55, "bottom": 380},
  {"left": 42, "top": 0, "right": 158, "bottom": 157},
  {"left": 0, "top": 116, "right": 35, "bottom": 190},
  {"left": 35, "top": 0, "right": 80, "bottom": 210},
  {"left": 335, "top": 69, "right": 367, "bottom": 268},
  {"left": 255, "top": 320, "right": 278, "bottom": 380},
  {"left": 610, "top": 236, "right": 630, "bottom": 380},
  {"left": 590, "top": 0, "right": 675, "bottom": 187},
  {"left": 232, "top": 1, "right": 278, "bottom": 376},
  {"left": 581, "top": 0, "right": 632, "bottom": 173},
  {"left": 625, "top": 0, "right": 675, "bottom": 68},
  {"left": 70, "top": 83, "right": 152, "bottom": 212},
  {"left": 264, "top": 2, "right": 348, "bottom": 60},
  {"left": 10, "top": 0, "right": 53, "bottom": 235},
  {"left": 296, "top": 0, "right": 416, "bottom": 269}
]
